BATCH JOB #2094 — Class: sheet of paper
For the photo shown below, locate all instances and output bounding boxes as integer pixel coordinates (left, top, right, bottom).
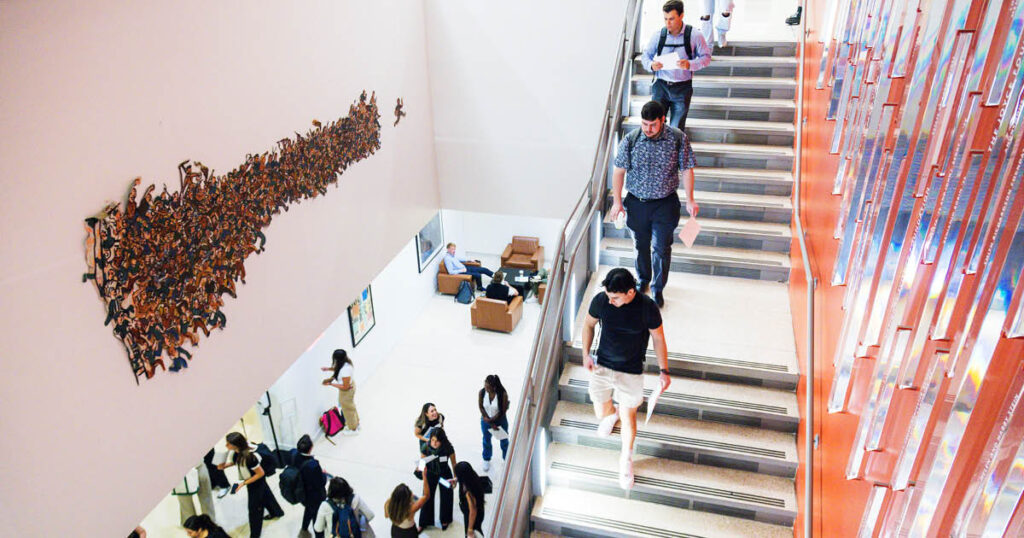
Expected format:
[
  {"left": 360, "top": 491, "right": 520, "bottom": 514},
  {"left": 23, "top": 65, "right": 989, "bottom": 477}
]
[
  {"left": 212, "top": 450, "right": 229, "bottom": 466},
  {"left": 490, "top": 426, "right": 509, "bottom": 441},
  {"left": 439, "top": 477, "right": 452, "bottom": 489},
  {"left": 678, "top": 218, "right": 701, "bottom": 247},
  {"left": 419, "top": 454, "right": 438, "bottom": 470},
  {"left": 654, "top": 51, "right": 681, "bottom": 70},
  {"left": 645, "top": 385, "right": 666, "bottom": 425}
]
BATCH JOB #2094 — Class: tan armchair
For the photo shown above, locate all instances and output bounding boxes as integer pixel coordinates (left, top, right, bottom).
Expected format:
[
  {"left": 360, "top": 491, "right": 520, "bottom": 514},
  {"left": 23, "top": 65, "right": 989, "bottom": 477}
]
[
  {"left": 438, "top": 260, "right": 479, "bottom": 295},
  {"left": 471, "top": 296, "right": 523, "bottom": 333},
  {"left": 500, "top": 236, "right": 544, "bottom": 271}
]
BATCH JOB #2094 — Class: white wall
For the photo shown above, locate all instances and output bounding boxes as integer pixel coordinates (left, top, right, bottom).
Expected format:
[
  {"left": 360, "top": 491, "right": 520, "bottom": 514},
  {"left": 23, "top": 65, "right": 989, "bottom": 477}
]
[
  {"left": 262, "top": 234, "right": 444, "bottom": 449},
  {"left": 0, "top": 2, "right": 440, "bottom": 536},
  {"left": 425, "top": 0, "right": 629, "bottom": 219},
  {"left": 441, "top": 209, "right": 565, "bottom": 266}
]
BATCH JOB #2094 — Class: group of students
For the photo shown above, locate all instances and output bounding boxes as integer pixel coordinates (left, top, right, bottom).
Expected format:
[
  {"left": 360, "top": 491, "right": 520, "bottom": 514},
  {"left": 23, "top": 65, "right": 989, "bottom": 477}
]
[{"left": 403, "top": 374, "right": 510, "bottom": 537}]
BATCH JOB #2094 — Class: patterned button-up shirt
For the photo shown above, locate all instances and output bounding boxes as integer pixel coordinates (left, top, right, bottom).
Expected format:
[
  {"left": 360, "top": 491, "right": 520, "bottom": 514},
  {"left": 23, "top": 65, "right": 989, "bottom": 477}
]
[{"left": 613, "top": 126, "right": 696, "bottom": 200}]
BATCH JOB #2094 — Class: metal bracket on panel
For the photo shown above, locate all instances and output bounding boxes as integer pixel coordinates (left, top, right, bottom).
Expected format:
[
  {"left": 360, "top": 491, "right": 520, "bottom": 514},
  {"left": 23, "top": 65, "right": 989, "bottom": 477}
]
[{"left": 814, "top": 434, "right": 820, "bottom": 450}]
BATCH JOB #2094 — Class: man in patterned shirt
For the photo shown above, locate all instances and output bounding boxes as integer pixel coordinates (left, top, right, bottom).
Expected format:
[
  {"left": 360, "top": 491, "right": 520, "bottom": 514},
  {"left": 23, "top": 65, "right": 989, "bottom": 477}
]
[{"left": 609, "top": 100, "right": 699, "bottom": 308}]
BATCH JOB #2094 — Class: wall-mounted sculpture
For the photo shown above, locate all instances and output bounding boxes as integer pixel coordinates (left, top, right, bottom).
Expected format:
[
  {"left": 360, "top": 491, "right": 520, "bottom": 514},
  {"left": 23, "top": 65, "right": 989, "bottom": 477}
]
[{"left": 83, "top": 92, "right": 382, "bottom": 382}]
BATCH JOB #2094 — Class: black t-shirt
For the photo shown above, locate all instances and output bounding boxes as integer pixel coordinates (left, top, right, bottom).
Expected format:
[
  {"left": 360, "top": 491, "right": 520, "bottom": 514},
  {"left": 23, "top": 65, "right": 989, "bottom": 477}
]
[
  {"left": 588, "top": 292, "right": 662, "bottom": 374},
  {"left": 485, "top": 282, "right": 513, "bottom": 304}
]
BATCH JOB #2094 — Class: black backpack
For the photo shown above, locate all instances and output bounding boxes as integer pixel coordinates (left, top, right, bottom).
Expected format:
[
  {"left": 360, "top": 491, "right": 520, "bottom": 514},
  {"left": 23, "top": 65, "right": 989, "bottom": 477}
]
[
  {"left": 454, "top": 280, "right": 474, "bottom": 304},
  {"left": 653, "top": 25, "right": 694, "bottom": 80},
  {"left": 328, "top": 499, "right": 362, "bottom": 538},
  {"left": 278, "top": 458, "right": 313, "bottom": 505},
  {"left": 255, "top": 443, "right": 280, "bottom": 476}
]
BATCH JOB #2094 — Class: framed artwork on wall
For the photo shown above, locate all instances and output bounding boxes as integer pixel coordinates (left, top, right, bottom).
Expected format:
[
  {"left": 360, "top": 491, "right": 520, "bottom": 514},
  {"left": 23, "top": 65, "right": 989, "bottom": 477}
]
[
  {"left": 347, "top": 285, "right": 376, "bottom": 347},
  {"left": 415, "top": 212, "right": 444, "bottom": 273}
]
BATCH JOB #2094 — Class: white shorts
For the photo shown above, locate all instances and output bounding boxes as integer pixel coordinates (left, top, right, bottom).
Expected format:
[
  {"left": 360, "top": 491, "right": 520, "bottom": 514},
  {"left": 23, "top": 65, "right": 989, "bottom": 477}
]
[{"left": 588, "top": 365, "right": 645, "bottom": 409}]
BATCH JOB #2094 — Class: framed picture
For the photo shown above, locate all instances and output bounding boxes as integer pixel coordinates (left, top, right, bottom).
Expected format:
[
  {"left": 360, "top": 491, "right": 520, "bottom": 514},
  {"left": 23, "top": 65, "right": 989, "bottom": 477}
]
[
  {"left": 347, "top": 285, "right": 376, "bottom": 347},
  {"left": 415, "top": 212, "right": 444, "bottom": 273}
]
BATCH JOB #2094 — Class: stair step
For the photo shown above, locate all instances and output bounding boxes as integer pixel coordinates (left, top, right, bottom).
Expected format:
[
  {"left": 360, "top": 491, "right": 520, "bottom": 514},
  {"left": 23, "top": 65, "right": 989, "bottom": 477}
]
[
  {"left": 633, "top": 58, "right": 799, "bottom": 79},
  {"left": 558, "top": 363, "right": 799, "bottom": 432},
  {"left": 602, "top": 213, "right": 792, "bottom": 252},
  {"left": 622, "top": 116, "right": 795, "bottom": 139},
  {"left": 550, "top": 400, "right": 798, "bottom": 477},
  {"left": 631, "top": 95, "right": 796, "bottom": 114},
  {"left": 692, "top": 167, "right": 794, "bottom": 196},
  {"left": 567, "top": 268, "right": 799, "bottom": 388},
  {"left": 545, "top": 442, "right": 798, "bottom": 525},
  {"left": 632, "top": 74, "right": 797, "bottom": 92},
  {"left": 607, "top": 188, "right": 792, "bottom": 223},
  {"left": 599, "top": 237, "right": 790, "bottom": 282},
  {"left": 687, "top": 141, "right": 795, "bottom": 172}
]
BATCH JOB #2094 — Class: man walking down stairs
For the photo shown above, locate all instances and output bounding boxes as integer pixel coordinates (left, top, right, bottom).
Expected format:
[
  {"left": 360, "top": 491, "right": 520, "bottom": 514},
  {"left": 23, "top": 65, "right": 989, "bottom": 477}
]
[{"left": 530, "top": 1, "right": 801, "bottom": 535}]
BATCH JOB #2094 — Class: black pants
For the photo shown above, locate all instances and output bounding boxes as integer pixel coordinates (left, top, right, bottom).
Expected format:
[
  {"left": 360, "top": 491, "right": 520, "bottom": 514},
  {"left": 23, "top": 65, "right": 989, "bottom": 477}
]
[
  {"left": 651, "top": 79, "right": 694, "bottom": 130},
  {"left": 419, "top": 466, "right": 454, "bottom": 529},
  {"left": 246, "top": 479, "right": 284, "bottom": 538},
  {"left": 624, "top": 192, "right": 682, "bottom": 294},
  {"left": 301, "top": 499, "right": 320, "bottom": 532}
]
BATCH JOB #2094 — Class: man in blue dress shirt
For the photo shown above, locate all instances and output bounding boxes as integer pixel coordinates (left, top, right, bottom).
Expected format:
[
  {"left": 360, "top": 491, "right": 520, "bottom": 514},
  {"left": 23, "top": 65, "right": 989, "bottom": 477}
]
[
  {"left": 443, "top": 242, "right": 494, "bottom": 291},
  {"left": 641, "top": 0, "right": 713, "bottom": 130},
  {"left": 609, "top": 101, "right": 699, "bottom": 308}
]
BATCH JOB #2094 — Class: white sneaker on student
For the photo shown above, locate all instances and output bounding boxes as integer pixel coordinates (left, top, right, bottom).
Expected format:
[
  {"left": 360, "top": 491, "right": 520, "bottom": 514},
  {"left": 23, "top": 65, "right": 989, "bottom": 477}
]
[
  {"left": 619, "top": 455, "right": 634, "bottom": 490},
  {"left": 597, "top": 406, "right": 620, "bottom": 438},
  {"left": 717, "top": 31, "right": 728, "bottom": 48},
  {"left": 483, "top": 461, "right": 491, "bottom": 472}
]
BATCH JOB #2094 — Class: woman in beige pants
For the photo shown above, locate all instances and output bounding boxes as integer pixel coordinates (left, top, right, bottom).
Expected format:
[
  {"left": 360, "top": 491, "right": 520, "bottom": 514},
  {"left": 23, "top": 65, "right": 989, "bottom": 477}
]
[{"left": 322, "top": 349, "right": 360, "bottom": 434}]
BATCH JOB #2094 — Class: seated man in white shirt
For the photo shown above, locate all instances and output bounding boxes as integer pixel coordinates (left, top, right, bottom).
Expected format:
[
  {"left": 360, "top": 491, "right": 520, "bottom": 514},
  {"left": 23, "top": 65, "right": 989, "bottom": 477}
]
[{"left": 442, "top": 242, "right": 494, "bottom": 290}]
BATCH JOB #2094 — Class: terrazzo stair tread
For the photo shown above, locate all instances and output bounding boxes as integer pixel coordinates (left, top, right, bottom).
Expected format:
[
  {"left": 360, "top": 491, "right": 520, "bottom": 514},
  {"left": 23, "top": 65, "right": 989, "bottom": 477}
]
[
  {"left": 631, "top": 95, "right": 796, "bottom": 113},
  {"left": 559, "top": 363, "right": 799, "bottom": 423},
  {"left": 550, "top": 401, "right": 798, "bottom": 475},
  {"left": 693, "top": 189, "right": 793, "bottom": 211},
  {"left": 530, "top": 532, "right": 562, "bottom": 538},
  {"left": 566, "top": 268, "right": 800, "bottom": 386},
  {"left": 600, "top": 236, "right": 790, "bottom": 271},
  {"left": 632, "top": 74, "right": 797, "bottom": 90},
  {"left": 622, "top": 115, "right": 795, "bottom": 135},
  {"left": 708, "top": 55, "right": 798, "bottom": 68},
  {"left": 690, "top": 141, "right": 795, "bottom": 159},
  {"left": 695, "top": 167, "right": 794, "bottom": 186},
  {"left": 601, "top": 212, "right": 792, "bottom": 242},
  {"left": 545, "top": 442, "right": 797, "bottom": 523},
  {"left": 633, "top": 40, "right": 799, "bottom": 52},
  {"left": 533, "top": 487, "right": 791, "bottom": 538}
]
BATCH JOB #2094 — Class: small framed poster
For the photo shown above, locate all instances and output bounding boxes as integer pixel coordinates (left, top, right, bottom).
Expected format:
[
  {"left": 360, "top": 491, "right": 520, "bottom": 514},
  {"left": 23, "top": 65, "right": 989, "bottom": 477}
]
[
  {"left": 347, "top": 285, "right": 376, "bottom": 347},
  {"left": 415, "top": 212, "right": 444, "bottom": 273}
]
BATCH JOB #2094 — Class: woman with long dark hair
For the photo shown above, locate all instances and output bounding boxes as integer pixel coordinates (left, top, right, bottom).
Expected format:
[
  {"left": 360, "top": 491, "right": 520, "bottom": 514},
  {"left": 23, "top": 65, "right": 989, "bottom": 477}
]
[
  {"left": 413, "top": 402, "right": 445, "bottom": 451},
  {"left": 322, "top": 349, "right": 360, "bottom": 434},
  {"left": 313, "top": 476, "right": 376, "bottom": 538},
  {"left": 454, "top": 462, "right": 486, "bottom": 537},
  {"left": 419, "top": 428, "right": 458, "bottom": 531},
  {"left": 216, "top": 432, "right": 284, "bottom": 537},
  {"left": 183, "top": 514, "right": 229, "bottom": 538},
  {"left": 385, "top": 479, "right": 431, "bottom": 538},
  {"left": 477, "top": 374, "right": 510, "bottom": 472}
]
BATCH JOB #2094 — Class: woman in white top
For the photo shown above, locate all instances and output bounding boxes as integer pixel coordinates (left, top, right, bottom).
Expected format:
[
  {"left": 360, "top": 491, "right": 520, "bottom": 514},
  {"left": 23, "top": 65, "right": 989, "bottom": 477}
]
[
  {"left": 477, "top": 374, "right": 510, "bottom": 472},
  {"left": 313, "top": 477, "right": 375, "bottom": 538},
  {"left": 322, "top": 349, "right": 360, "bottom": 434}
]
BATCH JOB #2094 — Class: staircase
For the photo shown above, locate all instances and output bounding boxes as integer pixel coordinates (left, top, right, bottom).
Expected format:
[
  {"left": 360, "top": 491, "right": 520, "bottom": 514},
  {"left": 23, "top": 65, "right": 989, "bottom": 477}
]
[{"left": 529, "top": 27, "right": 800, "bottom": 538}]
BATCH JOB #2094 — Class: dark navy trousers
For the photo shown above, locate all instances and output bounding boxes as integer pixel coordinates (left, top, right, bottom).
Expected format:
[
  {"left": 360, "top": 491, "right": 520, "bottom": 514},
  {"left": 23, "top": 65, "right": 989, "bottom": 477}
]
[{"left": 624, "top": 192, "right": 681, "bottom": 295}]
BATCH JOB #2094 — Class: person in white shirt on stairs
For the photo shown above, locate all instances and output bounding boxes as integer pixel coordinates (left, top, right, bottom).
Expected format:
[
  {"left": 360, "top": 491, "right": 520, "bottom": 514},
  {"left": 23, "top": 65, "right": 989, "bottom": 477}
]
[{"left": 699, "top": 0, "right": 735, "bottom": 48}]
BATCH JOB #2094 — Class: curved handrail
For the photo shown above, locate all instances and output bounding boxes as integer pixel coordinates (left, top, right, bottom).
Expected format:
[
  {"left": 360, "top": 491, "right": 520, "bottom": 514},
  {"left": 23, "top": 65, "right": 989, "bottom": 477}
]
[{"left": 489, "top": 1, "right": 642, "bottom": 535}]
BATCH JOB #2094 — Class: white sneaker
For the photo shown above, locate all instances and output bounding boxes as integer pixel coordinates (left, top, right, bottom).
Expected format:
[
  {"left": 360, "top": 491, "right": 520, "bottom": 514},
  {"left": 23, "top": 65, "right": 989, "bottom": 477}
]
[
  {"left": 597, "top": 407, "right": 620, "bottom": 438},
  {"left": 619, "top": 456, "right": 634, "bottom": 490},
  {"left": 483, "top": 461, "right": 491, "bottom": 472},
  {"left": 717, "top": 31, "right": 727, "bottom": 48}
]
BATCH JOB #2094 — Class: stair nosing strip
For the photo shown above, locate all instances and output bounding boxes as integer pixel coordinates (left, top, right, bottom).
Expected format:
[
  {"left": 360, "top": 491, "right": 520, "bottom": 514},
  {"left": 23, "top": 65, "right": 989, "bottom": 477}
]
[
  {"left": 570, "top": 341, "right": 793, "bottom": 373},
  {"left": 565, "top": 379, "right": 789, "bottom": 415},
  {"left": 604, "top": 244, "right": 787, "bottom": 267},
  {"left": 540, "top": 507, "right": 709, "bottom": 538},
  {"left": 557, "top": 419, "right": 790, "bottom": 460},
  {"left": 549, "top": 462, "right": 788, "bottom": 508}
]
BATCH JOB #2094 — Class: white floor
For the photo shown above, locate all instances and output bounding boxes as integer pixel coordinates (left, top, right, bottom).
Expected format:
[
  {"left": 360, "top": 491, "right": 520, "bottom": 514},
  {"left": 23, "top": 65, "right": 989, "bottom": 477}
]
[{"left": 141, "top": 283, "right": 542, "bottom": 537}]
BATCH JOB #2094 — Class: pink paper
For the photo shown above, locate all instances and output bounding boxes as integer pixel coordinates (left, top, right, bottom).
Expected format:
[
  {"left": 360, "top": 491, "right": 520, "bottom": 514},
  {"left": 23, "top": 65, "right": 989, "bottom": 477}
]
[{"left": 678, "top": 218, "right": 701, "bottom": 247}]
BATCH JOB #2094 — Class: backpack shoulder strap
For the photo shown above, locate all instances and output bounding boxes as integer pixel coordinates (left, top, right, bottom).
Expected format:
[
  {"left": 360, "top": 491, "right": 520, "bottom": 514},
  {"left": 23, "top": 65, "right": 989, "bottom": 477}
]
[
  {"left": 656, "top": 27, "right": 668, "bottom": 57},
  {"left": 683, "top": 25, "right": 693, "bottom": 60}
]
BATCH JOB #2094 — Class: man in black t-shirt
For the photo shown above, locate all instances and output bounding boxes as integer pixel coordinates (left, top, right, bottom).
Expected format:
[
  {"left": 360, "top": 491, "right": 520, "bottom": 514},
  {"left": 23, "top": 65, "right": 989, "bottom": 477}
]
[{"left": 581, "top": 268, "right": 671, "bottom": 490}]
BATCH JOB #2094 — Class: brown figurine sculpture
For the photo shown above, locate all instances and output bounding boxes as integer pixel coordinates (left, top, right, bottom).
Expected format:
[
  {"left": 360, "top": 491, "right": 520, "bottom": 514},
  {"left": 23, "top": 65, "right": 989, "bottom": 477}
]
[{"left": 83, "top": 92, "right": 382, "bottom": 382}]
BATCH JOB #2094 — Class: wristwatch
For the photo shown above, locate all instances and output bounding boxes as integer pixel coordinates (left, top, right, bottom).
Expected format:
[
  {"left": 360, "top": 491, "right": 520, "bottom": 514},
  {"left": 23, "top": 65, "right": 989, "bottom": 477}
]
[{"left": 659, "top": 368, "right": 670, "bottom": 375}]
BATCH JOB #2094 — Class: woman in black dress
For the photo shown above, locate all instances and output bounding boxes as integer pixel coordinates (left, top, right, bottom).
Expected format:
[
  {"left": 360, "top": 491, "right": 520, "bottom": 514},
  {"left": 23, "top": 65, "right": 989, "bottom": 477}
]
[
  {"left": 419, "top": 428, "right": 457, "bottom": 530},
  {"left": 454, "top": 462, "right": 486, "bottom": 537},
  {"left": 216, "top": 432, "right": 284, "bottom": 537}
]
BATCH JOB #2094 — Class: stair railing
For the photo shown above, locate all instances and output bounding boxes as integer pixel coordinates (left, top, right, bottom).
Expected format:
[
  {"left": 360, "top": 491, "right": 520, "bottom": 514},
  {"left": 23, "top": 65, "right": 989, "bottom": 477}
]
[{"left": 489, "top": 1, "right": 642, "bottom": 535}]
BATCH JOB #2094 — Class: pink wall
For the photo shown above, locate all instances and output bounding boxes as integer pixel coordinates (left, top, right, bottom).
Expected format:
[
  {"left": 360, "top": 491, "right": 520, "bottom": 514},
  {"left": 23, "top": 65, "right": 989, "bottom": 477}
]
[{"left": 0, "top": 2, "right": 439, "bottom": 535}]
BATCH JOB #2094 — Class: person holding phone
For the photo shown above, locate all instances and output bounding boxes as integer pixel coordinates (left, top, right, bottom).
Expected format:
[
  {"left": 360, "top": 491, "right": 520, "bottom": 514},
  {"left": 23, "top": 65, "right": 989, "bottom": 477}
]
[{"left": 216, "top": 432, "right": 284, "bottom": 537}]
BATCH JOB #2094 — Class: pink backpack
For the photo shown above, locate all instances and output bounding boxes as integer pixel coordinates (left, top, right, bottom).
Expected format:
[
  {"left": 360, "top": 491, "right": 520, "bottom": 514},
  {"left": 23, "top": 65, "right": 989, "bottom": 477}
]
[{"left": 320, "top": 407, "right": 345, "bottom": 437}]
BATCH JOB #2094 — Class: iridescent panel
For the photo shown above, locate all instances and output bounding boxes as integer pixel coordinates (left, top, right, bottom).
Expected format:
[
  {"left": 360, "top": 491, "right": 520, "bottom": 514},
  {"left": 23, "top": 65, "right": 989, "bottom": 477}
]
[
  {"left": 857, "top": 485, "right": 888, "bottom": 537},
  {"left": 1007, "top": 265, "right": 1024, "bottom": 338},
  {"left": 893, "top": 352, "right": 949, "bottom": 490},
  {"left": 890, "top": 0, "right": 923, "bottom": 78},
  {"left": 967, "top": 0, "right": 1007, "bottom": 92},
  {"left": 985, "top": 0, "right": 1024, "bottom": 105}
]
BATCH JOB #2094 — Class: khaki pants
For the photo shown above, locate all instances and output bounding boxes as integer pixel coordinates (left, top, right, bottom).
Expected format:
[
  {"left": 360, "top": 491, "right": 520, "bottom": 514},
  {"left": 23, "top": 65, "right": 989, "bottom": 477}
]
[{"left": 338, "top": 386, "right": 360, "bottom": 430}]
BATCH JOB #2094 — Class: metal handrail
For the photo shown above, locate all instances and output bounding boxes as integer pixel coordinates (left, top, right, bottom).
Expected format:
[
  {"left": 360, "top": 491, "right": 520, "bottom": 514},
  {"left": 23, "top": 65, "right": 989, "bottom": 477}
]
[
  {"left": 489, "top": 1, "right": 642, "bottom": 535},
  {"left": 792, "top": 2, "right": 816, "bottom": 538}
]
